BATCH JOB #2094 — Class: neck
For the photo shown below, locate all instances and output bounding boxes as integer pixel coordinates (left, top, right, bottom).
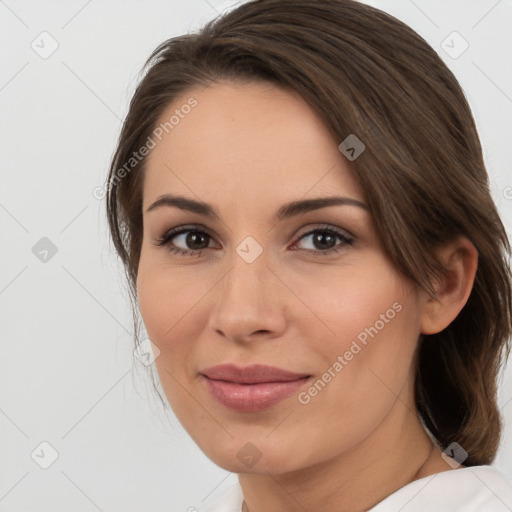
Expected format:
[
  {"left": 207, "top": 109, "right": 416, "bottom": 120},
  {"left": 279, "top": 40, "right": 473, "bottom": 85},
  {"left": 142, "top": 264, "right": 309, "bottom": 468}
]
[{"left": 238, "top": 401, "right": 451, "bottom": 512}]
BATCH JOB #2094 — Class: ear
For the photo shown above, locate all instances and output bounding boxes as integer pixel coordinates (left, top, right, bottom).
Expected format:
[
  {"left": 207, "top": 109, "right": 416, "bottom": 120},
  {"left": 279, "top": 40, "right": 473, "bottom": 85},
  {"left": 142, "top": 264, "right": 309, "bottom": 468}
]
[{"left": 420, "top": 236, "right": 478, "bottom": 335}]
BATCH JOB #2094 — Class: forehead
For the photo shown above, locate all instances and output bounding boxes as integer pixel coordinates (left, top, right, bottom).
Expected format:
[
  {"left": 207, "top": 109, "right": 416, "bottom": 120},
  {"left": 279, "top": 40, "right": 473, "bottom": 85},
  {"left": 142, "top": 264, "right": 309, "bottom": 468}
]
[{"left": 143, "top": 81, "right": 364, "bottom": 210}]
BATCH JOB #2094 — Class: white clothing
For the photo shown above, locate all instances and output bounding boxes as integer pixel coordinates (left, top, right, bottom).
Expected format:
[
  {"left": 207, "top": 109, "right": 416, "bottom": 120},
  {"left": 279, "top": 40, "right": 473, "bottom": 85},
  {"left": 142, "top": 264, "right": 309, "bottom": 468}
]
[{"left": 202, "top": 465, "right": 512, "bottom": 511}]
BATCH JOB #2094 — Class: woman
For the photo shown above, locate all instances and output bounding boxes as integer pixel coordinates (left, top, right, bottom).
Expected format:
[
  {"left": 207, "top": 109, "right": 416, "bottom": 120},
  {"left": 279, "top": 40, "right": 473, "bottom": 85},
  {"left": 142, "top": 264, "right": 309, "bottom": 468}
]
[{"left": 106, "top": 0, "right": 512, "bottom": 510}]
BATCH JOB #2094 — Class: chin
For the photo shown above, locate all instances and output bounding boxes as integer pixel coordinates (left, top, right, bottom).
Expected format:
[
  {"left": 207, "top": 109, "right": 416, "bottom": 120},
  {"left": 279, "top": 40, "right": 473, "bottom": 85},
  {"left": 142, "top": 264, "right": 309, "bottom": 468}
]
[{"left": 195, "top": 435, "right": 310, "bottom": 475}]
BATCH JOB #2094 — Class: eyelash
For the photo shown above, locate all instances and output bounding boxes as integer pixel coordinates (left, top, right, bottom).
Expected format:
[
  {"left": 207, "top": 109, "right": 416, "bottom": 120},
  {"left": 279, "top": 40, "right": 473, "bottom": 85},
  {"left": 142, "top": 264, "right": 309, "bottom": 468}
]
[{"left": 153, "top": 224, "right": 354, "bottom": 258}]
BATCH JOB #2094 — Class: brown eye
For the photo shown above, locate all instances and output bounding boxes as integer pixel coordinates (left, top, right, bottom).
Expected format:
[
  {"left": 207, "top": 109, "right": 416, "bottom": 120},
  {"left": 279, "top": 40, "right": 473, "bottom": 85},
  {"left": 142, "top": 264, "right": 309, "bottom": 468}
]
[
  {"left": 154, "top": 226, "right": 218, "bottom": 256},
  {"left": 181, "top": 231, "right": 210, "bottom": 250},
  {"left": 293, "top": 226, "right": 354, "bottom": 256}
]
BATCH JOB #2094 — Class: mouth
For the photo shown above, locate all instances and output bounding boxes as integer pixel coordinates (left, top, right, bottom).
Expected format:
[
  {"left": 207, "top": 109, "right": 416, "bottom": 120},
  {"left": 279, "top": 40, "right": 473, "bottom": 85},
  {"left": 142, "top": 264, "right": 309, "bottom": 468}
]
[{"left": 200, "top": 364, "right": 312, "bottom": 412}]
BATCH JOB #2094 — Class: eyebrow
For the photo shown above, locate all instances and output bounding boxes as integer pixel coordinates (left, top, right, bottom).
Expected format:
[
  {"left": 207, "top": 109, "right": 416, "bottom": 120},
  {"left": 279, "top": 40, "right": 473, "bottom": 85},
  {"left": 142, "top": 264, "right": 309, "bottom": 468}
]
[{"left": 145, "top": 194, "right": 368, "bottom": 220}]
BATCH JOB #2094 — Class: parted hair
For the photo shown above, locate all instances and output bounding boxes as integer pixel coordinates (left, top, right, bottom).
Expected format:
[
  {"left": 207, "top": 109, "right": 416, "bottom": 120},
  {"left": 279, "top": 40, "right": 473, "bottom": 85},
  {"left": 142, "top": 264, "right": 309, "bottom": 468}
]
[{"left": 106, "top": 0, "right": 512, "bottom": 465}]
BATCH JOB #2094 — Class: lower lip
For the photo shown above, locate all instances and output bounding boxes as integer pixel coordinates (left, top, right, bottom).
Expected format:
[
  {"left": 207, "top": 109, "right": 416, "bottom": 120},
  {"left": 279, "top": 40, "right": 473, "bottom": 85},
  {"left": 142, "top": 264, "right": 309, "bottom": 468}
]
[{"left": 202, "top": 376, "right": 311, "bottom": 412}]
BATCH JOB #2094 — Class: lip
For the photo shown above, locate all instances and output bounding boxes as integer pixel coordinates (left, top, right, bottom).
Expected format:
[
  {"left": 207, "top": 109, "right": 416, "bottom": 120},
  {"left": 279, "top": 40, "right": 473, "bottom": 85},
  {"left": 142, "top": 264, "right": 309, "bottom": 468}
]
[{"left": 200, "top": 364, "right": 311, "bottom": 412}]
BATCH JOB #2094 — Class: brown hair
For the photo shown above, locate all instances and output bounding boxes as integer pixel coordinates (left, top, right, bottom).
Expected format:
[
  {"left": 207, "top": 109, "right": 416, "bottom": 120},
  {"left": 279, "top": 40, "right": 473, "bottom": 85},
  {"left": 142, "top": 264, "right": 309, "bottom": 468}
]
[{"left": 106, "top": 0, "right": 512, "bottom": 465}]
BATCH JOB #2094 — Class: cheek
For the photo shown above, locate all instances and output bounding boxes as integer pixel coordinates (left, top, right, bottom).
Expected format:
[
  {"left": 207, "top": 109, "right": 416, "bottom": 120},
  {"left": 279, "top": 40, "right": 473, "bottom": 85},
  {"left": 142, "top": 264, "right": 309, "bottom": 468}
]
[
  {"left": 137, "top": 267, "right": 170, "bottom": 345},
  {"left": 136, "top": 259, "right": 205, "bottom": 416},
  {"left": 136, "top": 256, "right": 201, "bottom": 362},
  {"left": 288, "top": 255, "right": 415, "bottom": 352},
  {"left": 313, "top": 290, "right": 418, "bottom": 403},
  {"left": 297, "top": 261, "right": 420, "bottom": 408},
  {"left": 291, "top": 283, "right": 420, "bottom": 465}
]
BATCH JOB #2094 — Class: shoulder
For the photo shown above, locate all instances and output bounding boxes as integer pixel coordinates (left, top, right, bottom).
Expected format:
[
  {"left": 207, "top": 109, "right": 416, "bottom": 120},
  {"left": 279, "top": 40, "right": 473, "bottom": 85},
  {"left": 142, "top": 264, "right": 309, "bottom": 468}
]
[
  {"left": 370, "top": 465, "right": 512, "bottom": 512},
  {"left": 198, "top": 466, "right": 512, "bottom": 512}
]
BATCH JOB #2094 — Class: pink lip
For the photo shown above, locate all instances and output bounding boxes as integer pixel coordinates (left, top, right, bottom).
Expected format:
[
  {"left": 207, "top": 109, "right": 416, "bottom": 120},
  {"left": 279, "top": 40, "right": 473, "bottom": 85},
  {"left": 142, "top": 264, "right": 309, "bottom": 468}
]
[{"left": 200, "top": 364, "right": 311, "bottom": 412}]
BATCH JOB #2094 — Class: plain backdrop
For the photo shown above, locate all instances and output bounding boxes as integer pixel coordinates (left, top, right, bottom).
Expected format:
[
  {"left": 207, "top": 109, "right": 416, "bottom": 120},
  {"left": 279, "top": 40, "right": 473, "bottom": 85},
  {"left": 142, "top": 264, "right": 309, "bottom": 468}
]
[{"left": 1, "top": 0, "right": 511, "bottom": 510}]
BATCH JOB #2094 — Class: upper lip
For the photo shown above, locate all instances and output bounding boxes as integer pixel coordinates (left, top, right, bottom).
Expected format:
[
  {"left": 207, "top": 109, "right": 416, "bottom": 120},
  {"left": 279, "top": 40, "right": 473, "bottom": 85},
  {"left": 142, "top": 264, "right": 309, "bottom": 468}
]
[{"left": 200, "top": 364, "right": 310, "bottom": 384}]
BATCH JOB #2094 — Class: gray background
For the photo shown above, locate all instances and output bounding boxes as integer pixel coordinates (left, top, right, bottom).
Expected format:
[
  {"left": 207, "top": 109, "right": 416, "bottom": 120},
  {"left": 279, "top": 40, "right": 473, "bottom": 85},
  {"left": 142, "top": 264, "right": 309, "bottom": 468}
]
[{"left": 1, "top": 0, "right": 511, "bottom": 510}]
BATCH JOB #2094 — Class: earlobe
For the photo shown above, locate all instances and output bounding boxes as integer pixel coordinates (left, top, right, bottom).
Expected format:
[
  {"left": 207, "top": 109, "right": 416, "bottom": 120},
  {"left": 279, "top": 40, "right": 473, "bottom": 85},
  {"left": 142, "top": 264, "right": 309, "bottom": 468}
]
[{"left": 420, "top": 237, "right": 478, "bottom": 335}]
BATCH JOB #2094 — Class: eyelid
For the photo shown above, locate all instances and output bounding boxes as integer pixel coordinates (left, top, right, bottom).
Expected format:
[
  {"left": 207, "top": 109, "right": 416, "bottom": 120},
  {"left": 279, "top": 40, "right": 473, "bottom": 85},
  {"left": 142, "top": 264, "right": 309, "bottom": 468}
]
[
  {"left": 294, "top": 223, "right": 354, "bottom": 242},
  {"left": 290, "top": 224, "right": 354, "bottom": 254},
  {"left": 154, "top": 222, "right": 352, "bottom": 243},
  {"left": 154, "top": 222, "right": 355, "bottom": 257},
  {"left": 153, "top": 224, "right": 220, "bottom": 247}
]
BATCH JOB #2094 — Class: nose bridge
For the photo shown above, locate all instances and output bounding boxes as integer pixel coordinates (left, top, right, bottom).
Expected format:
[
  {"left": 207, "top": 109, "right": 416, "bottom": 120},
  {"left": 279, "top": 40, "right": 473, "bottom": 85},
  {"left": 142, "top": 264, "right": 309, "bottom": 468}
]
[
  {"left": 221, "top": 244, "right": 270, "bottom": 310},
  {"left": 208, "top": 241, "right": 285, "bottom": 338}
]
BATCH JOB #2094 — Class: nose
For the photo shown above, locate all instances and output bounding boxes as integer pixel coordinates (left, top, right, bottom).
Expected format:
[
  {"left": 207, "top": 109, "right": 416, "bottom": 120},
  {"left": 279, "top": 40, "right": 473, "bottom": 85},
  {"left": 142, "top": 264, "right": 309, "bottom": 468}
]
[{"left": 207, "top": 247, "right": 288, "bottom": 343}]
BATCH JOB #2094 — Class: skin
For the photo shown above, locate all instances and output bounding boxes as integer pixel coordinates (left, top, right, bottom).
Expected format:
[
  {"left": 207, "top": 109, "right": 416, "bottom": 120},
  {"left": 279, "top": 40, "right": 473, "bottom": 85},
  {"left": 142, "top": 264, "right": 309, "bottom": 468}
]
[{"left": 136, "top": 80, "right": 478, "bottom": 512}]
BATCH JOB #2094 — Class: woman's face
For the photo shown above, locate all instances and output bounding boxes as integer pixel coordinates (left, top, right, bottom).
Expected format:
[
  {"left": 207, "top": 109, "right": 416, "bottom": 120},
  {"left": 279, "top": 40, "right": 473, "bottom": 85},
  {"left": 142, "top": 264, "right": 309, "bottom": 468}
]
[{"left": 137, "top": 80, "right": 427, "bottom": 474}]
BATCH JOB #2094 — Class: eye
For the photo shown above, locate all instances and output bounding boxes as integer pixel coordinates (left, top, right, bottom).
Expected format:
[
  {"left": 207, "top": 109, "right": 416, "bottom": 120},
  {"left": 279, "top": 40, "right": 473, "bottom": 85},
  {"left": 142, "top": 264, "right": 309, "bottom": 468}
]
[
  {"left": 154, "top": 225, "right": 218, "bottom": 257},
  {"left": 292, "top": 225, "right": 354, "bottom": 256},
  {"left": 154, "top": 224, "right": 354, "bottom": 258}
]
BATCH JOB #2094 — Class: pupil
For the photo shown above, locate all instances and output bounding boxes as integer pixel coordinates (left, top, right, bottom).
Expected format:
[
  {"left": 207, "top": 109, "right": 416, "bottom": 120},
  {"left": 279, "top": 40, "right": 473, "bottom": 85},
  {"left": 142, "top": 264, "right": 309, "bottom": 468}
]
[
  {"left": 187, "top": 231, "right": 208, "bottom": 249},
  {"left": 183, "top": 231, "right": 337, "bottom": 251},
  {"left": 314, "top": 232, "right": 335, "bottom": 250}
]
